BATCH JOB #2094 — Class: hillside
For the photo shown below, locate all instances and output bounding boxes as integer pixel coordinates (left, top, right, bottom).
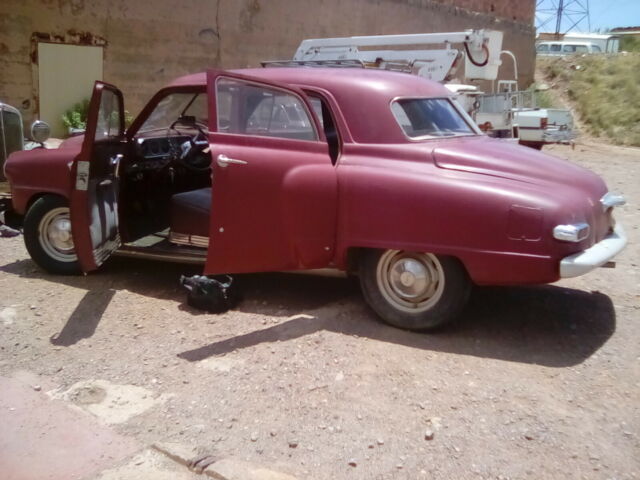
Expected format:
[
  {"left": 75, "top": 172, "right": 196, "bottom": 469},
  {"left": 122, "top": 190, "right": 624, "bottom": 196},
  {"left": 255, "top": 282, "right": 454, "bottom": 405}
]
[{"left": 537, "top": 53, "right": 640, "bottom": 147}]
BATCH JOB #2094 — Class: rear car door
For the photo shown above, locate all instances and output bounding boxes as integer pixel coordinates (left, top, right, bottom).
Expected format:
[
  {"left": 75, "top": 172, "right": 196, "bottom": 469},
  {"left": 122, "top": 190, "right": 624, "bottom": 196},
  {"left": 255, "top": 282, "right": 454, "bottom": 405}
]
[
  {"left": 70, "top": 81, "right": 125, "bottom": 272},
  {"left": 204, "top": 70, "right": 338, "bottom": 274}
]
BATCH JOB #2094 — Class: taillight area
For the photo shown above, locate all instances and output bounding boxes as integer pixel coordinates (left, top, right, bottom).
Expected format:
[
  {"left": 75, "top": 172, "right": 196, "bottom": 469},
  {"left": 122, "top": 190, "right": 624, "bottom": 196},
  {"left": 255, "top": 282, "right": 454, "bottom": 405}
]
[{"left": 540, "top": 117, "right": 548, "bottom": 129}]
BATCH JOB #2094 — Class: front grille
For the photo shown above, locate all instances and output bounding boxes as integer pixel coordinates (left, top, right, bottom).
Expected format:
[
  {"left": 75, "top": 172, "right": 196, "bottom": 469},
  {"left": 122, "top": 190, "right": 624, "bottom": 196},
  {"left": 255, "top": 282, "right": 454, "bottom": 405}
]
[{"left": 1, "top": 109, "right": 24, "bottom": 180}]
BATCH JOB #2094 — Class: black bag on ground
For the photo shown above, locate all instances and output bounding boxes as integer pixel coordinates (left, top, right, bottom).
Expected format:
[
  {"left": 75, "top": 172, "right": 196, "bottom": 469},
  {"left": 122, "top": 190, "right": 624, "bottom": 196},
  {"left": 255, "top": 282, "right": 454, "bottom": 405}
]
[{"left": 179, "top": 274, "right": 241, "bottom": 313}]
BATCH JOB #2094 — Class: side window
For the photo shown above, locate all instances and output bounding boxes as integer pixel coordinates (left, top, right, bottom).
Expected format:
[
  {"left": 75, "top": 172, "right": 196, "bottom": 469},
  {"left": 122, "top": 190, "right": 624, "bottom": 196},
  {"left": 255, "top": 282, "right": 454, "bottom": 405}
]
[
  {"left": 216, "top": 78, "right": 317, "bottom": 141},
  {"left": 95, "top": 89, "right": 122, "bottom": 140},
  {"left": 308, "top": 97, "right": 324, "bottom": 127},
  {"left": 550, "top": 44, "right": 561, "bottom": 52},
  {"left": 536, "top": 44, "right": 549, "bottom": 53},
  {"left": 563, "top": 44, "right": 576, "bottom": 53},
  {"left": 575, "top": 45, "right": 588, "bottom": 53},
  {"left": 592, "top": 45, "right": 602, "bottom": 52}
]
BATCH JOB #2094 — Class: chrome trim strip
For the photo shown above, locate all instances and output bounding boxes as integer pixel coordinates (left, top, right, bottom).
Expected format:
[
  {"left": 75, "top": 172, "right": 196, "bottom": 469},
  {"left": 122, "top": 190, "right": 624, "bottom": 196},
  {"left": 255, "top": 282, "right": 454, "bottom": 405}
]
[
  {"left": 283, "top": 268, "right": 348, "bottom": 278},
  {"left": 560, "top": 223, "right": 627, "bottom": 278},
  {"left": 600, "top": 192, "right": 626, "bottom": 212},
  {"left": 169, "top": 232, "right": 210, "bottom": 248},
  {"left": 553, "top": 223, "right": 590, "bottom": 242}
]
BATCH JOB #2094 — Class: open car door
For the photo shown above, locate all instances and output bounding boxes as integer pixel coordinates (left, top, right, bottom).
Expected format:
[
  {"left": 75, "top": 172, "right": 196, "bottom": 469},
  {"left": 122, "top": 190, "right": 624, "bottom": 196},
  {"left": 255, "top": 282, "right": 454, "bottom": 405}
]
[
  {"left": 204, "top": 70, "right": 338, "bottom": 275},
  {"left": 70, "top": 81, "right": 125, "bottom": 272}
]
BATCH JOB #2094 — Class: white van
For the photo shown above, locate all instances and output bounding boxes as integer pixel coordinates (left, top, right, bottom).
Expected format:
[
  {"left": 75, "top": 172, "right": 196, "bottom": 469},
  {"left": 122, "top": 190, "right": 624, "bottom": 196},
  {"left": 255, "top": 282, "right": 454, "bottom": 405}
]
[{"left": 536, "top": 41, "right": 602, "bottom": 56}]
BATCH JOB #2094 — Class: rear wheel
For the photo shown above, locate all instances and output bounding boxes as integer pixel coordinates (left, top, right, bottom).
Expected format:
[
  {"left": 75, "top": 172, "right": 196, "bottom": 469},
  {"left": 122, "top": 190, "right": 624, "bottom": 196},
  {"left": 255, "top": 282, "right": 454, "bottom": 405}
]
[
  {"left": 23, "top": 196, "right": 80, "bottom": 275},
  {"left": 359, "top": 249, "right": 470, "bottom": 330}
]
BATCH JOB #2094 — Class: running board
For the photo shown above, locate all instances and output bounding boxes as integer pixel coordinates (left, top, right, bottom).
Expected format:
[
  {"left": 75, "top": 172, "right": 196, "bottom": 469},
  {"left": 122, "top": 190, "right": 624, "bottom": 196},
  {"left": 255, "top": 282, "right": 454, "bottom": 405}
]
[{"left": 115, "top": 243, "right": 206, "bottom": 265}]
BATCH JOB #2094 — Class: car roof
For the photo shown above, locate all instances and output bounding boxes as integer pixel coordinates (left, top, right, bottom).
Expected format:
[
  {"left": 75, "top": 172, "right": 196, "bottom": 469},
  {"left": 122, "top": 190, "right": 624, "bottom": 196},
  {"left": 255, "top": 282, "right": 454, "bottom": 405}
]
[
  {"left": 168, "top": 68, "right": 453, "bottom": 144},
  {"left": 168, "top": 67, "right": 451, "bottom": 97}
]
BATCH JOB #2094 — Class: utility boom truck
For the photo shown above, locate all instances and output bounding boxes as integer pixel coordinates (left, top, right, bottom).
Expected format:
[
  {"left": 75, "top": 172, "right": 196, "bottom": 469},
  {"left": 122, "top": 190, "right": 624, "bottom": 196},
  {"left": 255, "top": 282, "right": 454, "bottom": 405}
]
[{"left": 273, "top": 30, "right": 573, "bottom": 149}]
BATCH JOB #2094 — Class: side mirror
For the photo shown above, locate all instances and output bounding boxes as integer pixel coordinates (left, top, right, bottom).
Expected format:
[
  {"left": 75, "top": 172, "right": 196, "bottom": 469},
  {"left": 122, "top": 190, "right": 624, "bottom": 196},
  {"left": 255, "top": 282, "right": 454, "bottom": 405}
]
[{"left": 30, "top": 120, "right": 51, "bottom": 144}]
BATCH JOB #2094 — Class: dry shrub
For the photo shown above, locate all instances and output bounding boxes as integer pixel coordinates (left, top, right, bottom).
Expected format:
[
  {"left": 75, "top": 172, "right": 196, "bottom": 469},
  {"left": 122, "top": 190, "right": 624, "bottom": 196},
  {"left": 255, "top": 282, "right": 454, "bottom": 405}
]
[{"left": 539, "top": 53, "right": 640, "bottom": 146}]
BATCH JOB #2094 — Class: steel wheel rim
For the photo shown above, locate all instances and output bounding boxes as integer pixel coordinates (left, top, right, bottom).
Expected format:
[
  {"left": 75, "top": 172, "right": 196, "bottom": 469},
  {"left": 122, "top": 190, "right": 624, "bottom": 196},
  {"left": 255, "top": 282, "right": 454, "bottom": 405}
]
[
  {"left": 38, "top": 207, "right": 77, "bottom": 263},
  {"left": 376, "top": 250, "right": 445, "bottom": 313}
]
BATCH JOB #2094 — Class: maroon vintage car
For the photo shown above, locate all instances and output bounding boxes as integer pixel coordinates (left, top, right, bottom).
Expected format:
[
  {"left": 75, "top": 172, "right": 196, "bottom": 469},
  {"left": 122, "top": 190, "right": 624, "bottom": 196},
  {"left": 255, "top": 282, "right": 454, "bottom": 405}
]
[{"left": 1, "top": 68, "right": 627, "bottom": 330}]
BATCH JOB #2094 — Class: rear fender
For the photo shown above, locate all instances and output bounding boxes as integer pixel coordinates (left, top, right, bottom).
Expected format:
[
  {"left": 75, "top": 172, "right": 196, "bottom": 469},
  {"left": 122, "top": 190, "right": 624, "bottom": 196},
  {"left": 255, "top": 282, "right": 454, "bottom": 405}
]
[{"left": 335, "top": 161, "right": 563, "bottom": 285}]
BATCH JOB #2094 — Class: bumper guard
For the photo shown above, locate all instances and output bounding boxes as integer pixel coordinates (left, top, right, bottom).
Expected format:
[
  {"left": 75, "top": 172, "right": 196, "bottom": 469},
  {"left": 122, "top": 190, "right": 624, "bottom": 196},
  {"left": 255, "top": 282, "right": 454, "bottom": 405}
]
[{"left": 560, "top": 223, "right": 627, "bottom": 278}]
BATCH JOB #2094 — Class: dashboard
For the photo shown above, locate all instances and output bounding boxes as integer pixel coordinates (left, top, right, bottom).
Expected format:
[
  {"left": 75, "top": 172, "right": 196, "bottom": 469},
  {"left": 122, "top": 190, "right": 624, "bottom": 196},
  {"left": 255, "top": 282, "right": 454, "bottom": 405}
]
[{"left": 126, "top": 135, "right": 192, "bottom": 173}]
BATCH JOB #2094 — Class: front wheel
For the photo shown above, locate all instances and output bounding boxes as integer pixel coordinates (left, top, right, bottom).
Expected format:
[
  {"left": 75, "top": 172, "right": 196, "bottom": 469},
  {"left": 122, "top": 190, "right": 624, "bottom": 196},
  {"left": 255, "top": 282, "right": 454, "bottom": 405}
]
[
  {"left": 359, "top": 249, "right": 471, "bottom": 331},
  {"left": 23, "top": 196, "right": 80, "bottom": 275}
]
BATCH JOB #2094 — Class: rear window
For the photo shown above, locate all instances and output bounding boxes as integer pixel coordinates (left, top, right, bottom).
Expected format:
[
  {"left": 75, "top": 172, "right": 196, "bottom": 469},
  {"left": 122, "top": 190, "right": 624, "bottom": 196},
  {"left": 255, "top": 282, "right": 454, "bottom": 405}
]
[
  {"left": 391, "top": 98, "right": 475, "bottom": 138},
  {"left": 537, "top": 44, "right": 549, "bottom": 52}
]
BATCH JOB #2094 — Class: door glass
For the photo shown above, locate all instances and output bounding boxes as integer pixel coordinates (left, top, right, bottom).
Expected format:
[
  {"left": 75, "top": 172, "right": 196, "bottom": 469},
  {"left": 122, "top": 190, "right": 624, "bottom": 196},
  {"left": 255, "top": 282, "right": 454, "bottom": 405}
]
[
  {"left": 95, "top": 89, "right": 122, "bottom": 140},
  {"left": 216, "top": 78, "right": 317, "bottom": 141}
]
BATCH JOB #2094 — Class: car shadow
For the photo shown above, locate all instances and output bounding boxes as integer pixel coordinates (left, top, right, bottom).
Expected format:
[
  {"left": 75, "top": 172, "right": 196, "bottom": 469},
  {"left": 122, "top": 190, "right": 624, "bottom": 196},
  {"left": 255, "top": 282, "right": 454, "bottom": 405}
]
[
  {"left": 179, "top": 280, "right": 616, "bottom": 368},
  {"left": 1, "top": 257, "right": 616, "bottom": 367}
]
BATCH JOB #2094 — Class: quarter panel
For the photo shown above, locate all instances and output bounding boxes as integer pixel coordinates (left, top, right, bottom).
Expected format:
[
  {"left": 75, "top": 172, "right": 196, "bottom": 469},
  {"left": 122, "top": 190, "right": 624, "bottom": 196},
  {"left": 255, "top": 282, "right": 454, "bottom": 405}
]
[{"left": 334, "top": 144, "right": 587, "bottom": 285}]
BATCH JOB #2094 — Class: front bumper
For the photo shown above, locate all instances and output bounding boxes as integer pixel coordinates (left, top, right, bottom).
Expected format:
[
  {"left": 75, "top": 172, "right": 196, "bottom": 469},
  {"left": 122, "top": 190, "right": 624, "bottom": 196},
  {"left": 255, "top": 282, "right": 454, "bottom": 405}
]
[
  {"left": 542, "top": 126, "right": 574, "bottom": 144},
  {"left": 560, "top": 223, "right": 627, "bottom": 278}
]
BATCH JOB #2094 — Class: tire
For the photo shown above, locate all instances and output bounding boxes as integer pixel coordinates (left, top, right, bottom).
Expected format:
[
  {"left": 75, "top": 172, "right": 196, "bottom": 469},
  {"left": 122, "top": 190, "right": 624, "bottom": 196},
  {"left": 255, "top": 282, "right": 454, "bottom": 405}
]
[
  {"left": 23, "top": 196, "right": 80, "bottom": 275},
  {"left": 359, "top": 249, "right": 471, "bottom": 331}
]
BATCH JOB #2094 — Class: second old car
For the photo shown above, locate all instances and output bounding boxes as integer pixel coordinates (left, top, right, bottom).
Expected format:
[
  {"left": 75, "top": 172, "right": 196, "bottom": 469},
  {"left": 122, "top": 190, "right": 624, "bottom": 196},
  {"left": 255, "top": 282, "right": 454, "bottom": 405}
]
[{"left": 3, "top": 68, "right": 627, "bottom": 330}]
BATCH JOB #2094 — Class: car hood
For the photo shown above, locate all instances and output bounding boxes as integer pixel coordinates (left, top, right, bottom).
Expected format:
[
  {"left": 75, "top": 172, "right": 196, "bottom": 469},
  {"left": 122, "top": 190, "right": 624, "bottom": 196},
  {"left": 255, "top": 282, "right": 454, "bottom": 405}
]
[
  {"left": 433, "top": 136, "right": 604, "bottom": 191},
  {"left": 58, "top": 134, "right": 85, "bottom": 149}
]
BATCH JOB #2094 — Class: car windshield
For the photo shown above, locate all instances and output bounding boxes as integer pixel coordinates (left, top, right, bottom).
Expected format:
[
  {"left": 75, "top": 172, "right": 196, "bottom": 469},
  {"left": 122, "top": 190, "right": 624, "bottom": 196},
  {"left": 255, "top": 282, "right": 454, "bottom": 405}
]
[
  {"left": 391, "top": 98, "right": 476, "bottom": 138},
  {"left": 139, "top": 92, "right": 208, "bottom": 133}
]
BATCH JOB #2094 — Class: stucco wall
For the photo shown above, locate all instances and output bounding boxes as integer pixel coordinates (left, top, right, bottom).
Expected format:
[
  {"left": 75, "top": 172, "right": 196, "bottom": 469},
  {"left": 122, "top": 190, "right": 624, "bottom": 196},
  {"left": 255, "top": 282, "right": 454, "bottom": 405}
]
[{"left": 0, "top": 0, "right": 535, "bottom": 132}]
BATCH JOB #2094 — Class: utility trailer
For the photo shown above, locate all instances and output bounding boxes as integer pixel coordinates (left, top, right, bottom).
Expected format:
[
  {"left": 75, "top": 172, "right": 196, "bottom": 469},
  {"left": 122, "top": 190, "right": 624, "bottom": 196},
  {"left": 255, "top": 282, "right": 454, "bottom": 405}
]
[{"left": 267, "top": 30, "right": 574, "bottom": 148}]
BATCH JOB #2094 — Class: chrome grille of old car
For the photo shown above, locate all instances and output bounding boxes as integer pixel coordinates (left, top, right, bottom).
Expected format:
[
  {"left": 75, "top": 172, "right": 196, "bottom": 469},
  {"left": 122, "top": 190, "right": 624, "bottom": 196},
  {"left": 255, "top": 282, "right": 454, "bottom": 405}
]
[{"left": 0, "top": 103, "right": 24, "bottom": 180}]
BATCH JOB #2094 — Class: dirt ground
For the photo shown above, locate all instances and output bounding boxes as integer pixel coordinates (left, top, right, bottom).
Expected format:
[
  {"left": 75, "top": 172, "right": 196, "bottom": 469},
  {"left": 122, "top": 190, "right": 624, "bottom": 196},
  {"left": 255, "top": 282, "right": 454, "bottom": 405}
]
[{"left": 1, "top": 141, "right": 638, "bottom": 480}]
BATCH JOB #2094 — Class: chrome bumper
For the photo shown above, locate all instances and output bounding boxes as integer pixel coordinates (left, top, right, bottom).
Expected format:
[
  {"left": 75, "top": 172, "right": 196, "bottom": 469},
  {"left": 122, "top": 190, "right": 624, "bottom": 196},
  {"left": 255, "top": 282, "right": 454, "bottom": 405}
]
[
  {"left": 542, "top": 127, "right": 574, "bottom": 144},
  {"left": 560, "top": 223, "right": 627, "bottom": 278}
]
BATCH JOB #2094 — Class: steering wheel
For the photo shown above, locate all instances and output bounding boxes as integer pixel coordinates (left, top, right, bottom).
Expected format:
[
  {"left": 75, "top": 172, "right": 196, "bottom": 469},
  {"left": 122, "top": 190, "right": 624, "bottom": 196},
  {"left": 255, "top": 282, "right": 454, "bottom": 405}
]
[{"left": 168, "top": 118, "right": 212, "bottom": 172}]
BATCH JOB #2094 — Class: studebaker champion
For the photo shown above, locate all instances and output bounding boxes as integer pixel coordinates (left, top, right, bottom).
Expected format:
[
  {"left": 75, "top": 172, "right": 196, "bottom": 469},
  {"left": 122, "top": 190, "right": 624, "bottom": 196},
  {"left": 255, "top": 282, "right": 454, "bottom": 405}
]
[{"left": 1, "top": 68, "right": 627, "bottom": 330}]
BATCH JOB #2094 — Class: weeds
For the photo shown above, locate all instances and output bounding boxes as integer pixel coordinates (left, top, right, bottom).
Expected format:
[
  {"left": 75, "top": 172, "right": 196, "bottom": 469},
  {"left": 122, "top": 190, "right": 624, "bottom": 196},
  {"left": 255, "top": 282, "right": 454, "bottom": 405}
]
[{"left": 539, "top": 53, "right": 640, "bottom": 146}]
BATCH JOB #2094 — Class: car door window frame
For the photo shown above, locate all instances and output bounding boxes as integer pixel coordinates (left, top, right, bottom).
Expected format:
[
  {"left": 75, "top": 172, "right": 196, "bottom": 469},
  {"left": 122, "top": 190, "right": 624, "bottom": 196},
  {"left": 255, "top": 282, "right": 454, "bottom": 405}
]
[
  {"left": 306, "top": 92, "right": 342, "bottom": 165},
  {"left": 213, "top": 75, "right": 321, "bottom": 143}
]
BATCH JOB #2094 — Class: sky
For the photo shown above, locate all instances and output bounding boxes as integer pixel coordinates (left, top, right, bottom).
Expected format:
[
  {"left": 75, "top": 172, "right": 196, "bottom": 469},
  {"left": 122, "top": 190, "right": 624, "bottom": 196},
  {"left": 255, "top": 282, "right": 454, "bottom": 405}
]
[{"left": 536, "top": 0, "right": 640, "bottom": 33}]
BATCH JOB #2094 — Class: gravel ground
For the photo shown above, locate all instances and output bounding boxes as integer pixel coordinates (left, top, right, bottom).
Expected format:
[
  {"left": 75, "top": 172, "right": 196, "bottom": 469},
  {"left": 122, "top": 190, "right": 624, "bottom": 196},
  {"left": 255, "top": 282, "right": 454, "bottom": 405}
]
[{"left": 1, "top": 141, "right": 638, "bottom": 480}]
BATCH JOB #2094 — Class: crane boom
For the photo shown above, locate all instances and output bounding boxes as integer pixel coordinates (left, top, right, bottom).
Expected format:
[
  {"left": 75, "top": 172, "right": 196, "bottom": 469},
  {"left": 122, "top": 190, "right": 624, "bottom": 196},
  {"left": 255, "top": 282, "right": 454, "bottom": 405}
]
[{"left": 292, "top": 30, "right": 503, "bottom": 82}]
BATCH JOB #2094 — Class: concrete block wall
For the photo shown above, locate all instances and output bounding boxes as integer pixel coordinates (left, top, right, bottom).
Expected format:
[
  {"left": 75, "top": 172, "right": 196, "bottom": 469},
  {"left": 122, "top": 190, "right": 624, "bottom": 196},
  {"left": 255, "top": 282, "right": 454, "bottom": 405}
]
[{"left": 0, "top": 0, "right": 535, "bottom": 132}]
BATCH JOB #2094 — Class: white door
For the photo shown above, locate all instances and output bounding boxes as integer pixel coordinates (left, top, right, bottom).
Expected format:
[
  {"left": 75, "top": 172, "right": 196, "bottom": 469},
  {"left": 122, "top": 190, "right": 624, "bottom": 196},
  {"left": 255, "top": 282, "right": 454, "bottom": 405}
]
[{"left": 38, "top": 43, "right": 103, "bottom": 138}]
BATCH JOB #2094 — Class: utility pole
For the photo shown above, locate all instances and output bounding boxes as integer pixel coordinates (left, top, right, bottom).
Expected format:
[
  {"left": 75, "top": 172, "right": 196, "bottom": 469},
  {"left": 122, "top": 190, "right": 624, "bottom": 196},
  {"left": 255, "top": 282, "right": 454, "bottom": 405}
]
[
  {"left": 555, "top": 0, "right": 564, "bottom": 37},
  {"left": 536, "top": 0, "right": 591, "bottom": 37}
]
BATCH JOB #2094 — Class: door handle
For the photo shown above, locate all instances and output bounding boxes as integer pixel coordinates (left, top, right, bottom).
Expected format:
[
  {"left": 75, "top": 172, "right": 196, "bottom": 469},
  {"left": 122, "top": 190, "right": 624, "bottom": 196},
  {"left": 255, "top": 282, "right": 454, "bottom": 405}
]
[{"left": 217, "top": 154, "right": 248, "bottom": 168}]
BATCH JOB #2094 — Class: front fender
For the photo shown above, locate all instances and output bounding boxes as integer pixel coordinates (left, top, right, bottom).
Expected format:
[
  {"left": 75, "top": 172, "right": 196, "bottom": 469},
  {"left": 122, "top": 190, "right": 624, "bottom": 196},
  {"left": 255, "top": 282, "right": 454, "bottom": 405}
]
[{"left": 4, "top": 148, "right": 77, "bottom": 214}]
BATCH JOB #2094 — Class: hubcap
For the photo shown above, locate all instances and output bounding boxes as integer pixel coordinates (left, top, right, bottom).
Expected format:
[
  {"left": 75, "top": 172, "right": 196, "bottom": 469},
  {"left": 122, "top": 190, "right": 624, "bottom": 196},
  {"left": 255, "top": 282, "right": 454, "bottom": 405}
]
[
  {"left": 376, "top": 250, "right": 445, "bottom": 313},
  {"left": 39, "top": 207, "right": 77, "bottom": 263}
]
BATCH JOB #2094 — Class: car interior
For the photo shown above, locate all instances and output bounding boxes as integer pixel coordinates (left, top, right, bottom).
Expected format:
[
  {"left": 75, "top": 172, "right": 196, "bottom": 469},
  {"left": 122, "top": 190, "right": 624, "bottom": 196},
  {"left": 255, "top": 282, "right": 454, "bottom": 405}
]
[{"left": 114, "top": 84, "right": 339, "bottom": 261}]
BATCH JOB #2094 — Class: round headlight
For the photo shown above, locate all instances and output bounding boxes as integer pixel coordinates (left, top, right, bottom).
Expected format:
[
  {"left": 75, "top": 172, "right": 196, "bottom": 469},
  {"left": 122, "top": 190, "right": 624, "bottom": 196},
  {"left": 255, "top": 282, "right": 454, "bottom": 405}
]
[{"left": 30, "top": 120, "right": 51, "bottom": 143}]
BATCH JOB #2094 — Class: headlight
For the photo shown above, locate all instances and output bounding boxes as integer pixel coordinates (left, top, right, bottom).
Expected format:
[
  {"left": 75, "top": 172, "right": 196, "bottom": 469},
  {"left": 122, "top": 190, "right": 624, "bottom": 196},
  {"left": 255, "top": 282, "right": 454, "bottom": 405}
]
[{"left": 553, "top": 223, "right": 590, "bottom": 242}]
